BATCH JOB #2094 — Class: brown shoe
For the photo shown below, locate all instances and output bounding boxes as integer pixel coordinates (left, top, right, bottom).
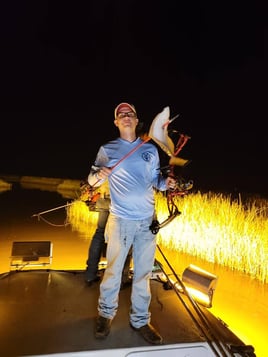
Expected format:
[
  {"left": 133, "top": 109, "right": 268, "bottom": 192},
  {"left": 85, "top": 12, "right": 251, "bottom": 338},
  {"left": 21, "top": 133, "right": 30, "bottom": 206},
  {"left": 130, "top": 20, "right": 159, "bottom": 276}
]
[
  {"left": 95, "top": 315, "right": 112, "bottom": 339},
  {"left": 130, "top": 323, "right": 163, "bottom": 345}
]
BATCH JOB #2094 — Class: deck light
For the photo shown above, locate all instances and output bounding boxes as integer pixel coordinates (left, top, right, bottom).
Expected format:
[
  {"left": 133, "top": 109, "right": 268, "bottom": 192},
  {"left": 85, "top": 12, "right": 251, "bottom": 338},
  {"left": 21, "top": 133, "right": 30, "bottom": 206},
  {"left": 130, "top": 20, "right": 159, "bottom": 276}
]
[{"left": 181, "top": 264, "right": 218, "bottom": 308}]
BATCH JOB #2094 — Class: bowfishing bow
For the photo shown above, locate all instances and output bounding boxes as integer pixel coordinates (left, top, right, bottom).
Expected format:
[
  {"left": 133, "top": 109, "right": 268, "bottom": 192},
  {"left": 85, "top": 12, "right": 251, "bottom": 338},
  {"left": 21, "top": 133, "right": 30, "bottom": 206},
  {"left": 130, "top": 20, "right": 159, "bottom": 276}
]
[{"left": 148, "top": 106, "right": 193, "bottom": 234}]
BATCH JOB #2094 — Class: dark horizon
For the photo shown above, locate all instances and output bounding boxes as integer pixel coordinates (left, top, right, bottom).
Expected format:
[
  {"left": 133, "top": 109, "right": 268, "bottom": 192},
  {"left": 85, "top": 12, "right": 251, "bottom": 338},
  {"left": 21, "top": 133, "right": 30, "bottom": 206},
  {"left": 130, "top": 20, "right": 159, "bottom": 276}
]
[{"left": 1, "top": 2, "right": 267, "bottom": 197}]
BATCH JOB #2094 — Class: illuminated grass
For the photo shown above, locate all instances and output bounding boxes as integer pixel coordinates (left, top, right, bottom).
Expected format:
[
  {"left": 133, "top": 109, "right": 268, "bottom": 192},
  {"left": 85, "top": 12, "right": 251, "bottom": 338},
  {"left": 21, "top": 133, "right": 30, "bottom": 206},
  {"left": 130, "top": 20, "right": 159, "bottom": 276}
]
[
  {"left": 67, "top": 200, "right": 99, "bottom": 239},
  {"left": 67, "top": 191, "right": 268, "bottom": 283},
  {"left": 156, "top": 191, "right": 268, "bottom": 283}
]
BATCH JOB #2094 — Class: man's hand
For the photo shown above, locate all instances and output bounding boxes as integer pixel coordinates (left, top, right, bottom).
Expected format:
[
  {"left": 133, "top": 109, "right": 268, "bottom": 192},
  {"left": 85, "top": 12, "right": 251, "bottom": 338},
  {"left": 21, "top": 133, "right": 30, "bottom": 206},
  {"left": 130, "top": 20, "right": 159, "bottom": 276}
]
[
  {"left": 96, "top": 167, "right": 112, "bottom": 180},
  {"left": 165, "top": 176, "right": 176, "bottom": 190}
]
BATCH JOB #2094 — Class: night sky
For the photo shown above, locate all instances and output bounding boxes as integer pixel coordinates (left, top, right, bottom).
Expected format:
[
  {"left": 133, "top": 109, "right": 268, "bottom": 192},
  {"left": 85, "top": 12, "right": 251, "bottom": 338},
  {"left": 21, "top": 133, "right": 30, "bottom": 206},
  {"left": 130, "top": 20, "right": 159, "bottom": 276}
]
[{"left": 1, "top": 1, "right": 267, "bottom": 196}]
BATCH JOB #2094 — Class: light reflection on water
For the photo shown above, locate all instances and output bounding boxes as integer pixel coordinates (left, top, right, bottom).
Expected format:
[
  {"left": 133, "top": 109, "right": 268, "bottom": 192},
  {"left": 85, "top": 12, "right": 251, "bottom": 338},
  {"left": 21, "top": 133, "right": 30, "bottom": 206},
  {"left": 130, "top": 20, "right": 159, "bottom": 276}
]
[{"left": 0, "top": 182, "right": 267, "bottom": 357}]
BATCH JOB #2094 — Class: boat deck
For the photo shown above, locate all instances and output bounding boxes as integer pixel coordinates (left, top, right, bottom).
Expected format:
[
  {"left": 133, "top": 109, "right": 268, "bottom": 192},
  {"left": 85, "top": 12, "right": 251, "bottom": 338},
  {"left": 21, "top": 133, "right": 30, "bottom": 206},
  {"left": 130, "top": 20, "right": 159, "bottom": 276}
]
[{"left": 0, "top": 267, "right": 255, "bottom": 357}]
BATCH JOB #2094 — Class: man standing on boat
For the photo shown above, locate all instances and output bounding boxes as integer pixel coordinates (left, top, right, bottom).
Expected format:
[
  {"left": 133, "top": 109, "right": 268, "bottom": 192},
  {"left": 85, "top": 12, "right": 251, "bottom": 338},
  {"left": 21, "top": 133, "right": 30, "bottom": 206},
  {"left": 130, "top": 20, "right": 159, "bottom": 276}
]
[{"left": 88, "top": 102, "right": 176, "bottom": 345}]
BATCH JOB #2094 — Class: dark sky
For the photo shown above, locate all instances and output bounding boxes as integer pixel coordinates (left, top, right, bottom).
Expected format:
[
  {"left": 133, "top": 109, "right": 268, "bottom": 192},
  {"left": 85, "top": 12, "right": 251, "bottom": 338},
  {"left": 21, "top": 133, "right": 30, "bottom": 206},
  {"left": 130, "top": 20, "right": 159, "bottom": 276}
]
[{"left": 1, "top": 1, "right": 267, "bottom": 196}]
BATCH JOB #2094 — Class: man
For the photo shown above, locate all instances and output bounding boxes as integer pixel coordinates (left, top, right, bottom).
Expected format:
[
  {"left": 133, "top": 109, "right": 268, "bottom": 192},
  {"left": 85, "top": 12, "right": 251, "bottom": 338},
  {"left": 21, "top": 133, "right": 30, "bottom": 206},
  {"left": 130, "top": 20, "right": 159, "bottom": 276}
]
[{"left": 88, "top": 102, "right": 176, "bottom": 345}]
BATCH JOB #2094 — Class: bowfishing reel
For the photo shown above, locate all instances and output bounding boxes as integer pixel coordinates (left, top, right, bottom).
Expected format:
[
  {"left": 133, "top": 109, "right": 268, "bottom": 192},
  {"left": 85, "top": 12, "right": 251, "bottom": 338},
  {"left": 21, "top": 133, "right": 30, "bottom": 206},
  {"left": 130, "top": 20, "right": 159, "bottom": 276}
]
[
  {"left": 79, "top": 181, "right": 101, "bottom": 210},
  {"left": 174, "top": 177, "right": 194, "bottom": 194},
  {"left": 161, "top": 166, "right": 193, "bottom": 195}
]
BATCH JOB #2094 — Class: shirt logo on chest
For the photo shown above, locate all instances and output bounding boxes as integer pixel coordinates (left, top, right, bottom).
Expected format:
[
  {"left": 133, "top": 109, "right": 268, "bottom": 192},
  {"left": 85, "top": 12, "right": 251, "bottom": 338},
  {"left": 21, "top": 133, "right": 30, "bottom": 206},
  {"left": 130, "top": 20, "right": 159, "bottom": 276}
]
[{"left": 142, "top": 152, "right": 152, "bottom": 162}]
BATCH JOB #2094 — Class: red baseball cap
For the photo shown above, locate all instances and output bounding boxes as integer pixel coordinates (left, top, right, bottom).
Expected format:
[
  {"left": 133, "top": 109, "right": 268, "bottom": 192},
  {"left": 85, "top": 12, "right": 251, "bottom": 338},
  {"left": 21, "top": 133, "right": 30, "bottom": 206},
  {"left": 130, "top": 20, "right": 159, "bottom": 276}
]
[{"left": 114, "top": 102, "right": 136, "bottom": 118}]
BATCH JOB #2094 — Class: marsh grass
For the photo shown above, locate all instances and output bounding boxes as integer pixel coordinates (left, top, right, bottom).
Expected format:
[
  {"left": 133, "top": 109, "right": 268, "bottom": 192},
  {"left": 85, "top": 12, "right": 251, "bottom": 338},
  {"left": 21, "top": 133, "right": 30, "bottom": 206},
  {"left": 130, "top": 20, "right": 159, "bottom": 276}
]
[{"left": 67, "top": 191, "right": 268, "bottom": 283}]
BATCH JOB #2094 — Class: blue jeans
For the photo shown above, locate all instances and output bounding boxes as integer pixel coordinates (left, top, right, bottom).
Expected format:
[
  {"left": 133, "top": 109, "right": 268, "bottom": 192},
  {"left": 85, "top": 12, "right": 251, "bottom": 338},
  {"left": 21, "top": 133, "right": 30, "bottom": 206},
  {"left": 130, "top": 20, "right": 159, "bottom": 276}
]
[
  {"left": 85, "top": 210, "right": 132, "bottom": 282},
  {"left": 98, "top": 214, "right": 156, "bottom": 328}
]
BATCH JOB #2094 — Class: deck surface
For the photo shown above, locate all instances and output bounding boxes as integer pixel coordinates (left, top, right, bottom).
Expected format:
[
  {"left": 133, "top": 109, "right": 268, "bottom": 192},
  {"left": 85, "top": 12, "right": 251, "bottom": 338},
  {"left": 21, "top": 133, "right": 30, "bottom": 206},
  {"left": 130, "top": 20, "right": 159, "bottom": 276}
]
[{"left": 0, "top": 268, "right": 248, "bottom": 357}]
